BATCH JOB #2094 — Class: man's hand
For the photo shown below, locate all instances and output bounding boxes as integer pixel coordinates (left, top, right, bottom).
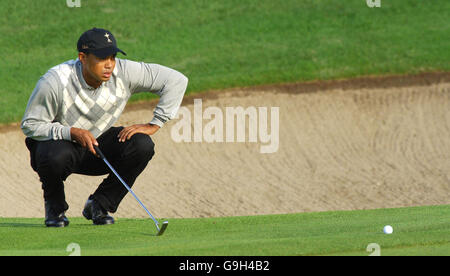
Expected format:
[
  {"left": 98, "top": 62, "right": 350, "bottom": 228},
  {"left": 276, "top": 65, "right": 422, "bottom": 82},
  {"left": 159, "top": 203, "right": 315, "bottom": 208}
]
[
  {"left": 70, "top": 127, "right": 99, "bottom": 156},
  {"left": 118, "top": 124, "right": 160, "bottom": 142}
]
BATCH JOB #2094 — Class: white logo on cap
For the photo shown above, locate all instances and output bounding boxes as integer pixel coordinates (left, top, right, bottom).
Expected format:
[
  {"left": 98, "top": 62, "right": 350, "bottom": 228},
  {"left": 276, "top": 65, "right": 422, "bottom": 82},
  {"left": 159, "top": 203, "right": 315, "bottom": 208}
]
[{"left": 105, "top": 33, "right": 112, "bottom": 43}]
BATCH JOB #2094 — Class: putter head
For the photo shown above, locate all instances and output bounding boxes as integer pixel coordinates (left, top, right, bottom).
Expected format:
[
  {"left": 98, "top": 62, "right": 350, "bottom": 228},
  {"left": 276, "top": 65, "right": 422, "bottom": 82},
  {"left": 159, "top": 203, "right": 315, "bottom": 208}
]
[{"left": 156, "top": 221, "right": 169, "bottom": 236}]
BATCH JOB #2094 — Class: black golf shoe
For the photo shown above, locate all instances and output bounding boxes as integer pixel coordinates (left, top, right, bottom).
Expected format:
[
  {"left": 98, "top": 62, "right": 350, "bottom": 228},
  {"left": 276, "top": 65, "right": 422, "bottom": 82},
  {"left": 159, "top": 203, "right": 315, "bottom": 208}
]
[
  {"left": 45, "top": 201, "right": 69, "bottom": 227},
  {"left": 82, "top": 196, "right": 115, "bottom": 225}
]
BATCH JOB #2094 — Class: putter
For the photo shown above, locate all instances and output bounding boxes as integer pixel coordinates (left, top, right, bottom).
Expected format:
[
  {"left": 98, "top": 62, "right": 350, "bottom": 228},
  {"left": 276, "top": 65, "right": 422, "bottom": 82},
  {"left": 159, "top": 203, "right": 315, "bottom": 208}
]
[{"left": 94, "top": 145, "right": 168, "bottom": 236}]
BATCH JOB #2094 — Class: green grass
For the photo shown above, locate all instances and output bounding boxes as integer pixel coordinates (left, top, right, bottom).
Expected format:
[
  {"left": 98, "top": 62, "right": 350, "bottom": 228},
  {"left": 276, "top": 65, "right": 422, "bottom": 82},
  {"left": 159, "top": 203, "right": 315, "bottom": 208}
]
[
  {"left": 0, "top": 205, "right": 448, "bottom": 256},
  {"left": 0, "top": 0, "right": 449, "bottom": 124}
]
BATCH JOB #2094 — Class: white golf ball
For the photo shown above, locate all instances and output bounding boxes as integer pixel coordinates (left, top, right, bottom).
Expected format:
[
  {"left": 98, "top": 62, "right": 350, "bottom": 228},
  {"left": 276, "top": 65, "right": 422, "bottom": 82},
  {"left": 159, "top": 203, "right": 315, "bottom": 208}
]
[{"left": 383, "top": 225, "right": 393, "bottom": 234}]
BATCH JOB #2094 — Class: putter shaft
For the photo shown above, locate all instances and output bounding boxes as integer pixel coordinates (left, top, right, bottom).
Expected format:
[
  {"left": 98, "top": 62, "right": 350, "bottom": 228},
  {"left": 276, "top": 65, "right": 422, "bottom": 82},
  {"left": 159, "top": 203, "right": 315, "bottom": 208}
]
[{"left": 94, "top": 145, "right": 165, "bottom": 234}]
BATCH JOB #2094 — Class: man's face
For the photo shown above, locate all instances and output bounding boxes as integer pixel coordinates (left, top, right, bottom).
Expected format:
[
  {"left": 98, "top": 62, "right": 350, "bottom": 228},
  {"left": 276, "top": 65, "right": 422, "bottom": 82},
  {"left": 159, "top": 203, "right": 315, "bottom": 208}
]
[{"left": 79, "top": 52, "right": 116, "bottom": 87}]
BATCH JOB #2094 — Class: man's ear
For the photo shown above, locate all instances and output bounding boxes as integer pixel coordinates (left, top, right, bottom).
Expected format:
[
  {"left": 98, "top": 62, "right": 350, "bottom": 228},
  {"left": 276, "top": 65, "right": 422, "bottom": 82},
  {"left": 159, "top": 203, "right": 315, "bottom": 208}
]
[{"left": 78, "top": 52, "right": 88, "bottom": 64}]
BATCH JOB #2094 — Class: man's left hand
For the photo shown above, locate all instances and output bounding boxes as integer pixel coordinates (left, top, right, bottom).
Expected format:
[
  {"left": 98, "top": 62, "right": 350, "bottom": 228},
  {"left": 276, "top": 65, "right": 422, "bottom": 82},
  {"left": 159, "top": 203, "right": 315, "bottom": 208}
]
[{"left": 118, "top": 124, "right": 160, "bottom": 142}]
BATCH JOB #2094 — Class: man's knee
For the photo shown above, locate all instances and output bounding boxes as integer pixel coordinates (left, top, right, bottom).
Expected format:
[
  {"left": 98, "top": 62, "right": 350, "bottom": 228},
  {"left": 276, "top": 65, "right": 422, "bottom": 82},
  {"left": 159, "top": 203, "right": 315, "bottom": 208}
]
[
  {"left": 35, "top": 141, "right": 76, "bottom": 176},
  {"left": 129, "top": 134, "right": 155, "bottom": 160}
]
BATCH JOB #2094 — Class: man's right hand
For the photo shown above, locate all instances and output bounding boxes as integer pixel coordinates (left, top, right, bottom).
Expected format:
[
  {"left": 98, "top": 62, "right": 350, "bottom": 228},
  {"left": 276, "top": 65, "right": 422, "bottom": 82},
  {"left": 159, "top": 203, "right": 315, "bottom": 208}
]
[{"left": 70, "top": 127, "right": 99, "bottom": 156}]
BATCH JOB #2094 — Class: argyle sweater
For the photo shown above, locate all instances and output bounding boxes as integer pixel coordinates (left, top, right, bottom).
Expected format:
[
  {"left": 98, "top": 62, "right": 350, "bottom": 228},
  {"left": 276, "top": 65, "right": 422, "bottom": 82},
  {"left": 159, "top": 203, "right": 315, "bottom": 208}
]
[{"left": 21, "top": 58, "right": 188, "bottom": 141}]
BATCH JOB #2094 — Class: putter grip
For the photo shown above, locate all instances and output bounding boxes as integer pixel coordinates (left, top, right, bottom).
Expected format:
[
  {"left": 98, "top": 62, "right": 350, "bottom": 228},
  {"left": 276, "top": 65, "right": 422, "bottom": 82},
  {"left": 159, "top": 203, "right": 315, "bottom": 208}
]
[{"left": 93, "top": 145, "right": 106, "bottom": 159}]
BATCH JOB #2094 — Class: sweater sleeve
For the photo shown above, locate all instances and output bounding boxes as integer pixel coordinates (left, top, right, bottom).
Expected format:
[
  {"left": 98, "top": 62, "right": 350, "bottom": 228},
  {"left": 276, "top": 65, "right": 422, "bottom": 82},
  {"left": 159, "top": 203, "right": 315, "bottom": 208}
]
[
  {"left": 21, "top": 72, "right": 71, "bottom": 141},
  {"left": 117, "top": 59, "right": 188, "bottom": 127}
]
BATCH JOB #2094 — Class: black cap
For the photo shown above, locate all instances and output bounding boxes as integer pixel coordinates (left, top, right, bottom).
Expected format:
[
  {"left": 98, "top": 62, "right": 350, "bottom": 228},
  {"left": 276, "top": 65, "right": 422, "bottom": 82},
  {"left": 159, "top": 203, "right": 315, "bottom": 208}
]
[{"left": 77, "top": 27, "right": 126, "bottom": 58}]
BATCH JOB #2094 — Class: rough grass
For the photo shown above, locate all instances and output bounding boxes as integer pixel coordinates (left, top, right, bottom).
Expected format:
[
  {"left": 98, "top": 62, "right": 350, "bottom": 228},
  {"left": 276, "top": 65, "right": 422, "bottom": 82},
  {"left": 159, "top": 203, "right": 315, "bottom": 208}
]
[{"left": 0, "top": 0, "right": 449, "bottom": 123}]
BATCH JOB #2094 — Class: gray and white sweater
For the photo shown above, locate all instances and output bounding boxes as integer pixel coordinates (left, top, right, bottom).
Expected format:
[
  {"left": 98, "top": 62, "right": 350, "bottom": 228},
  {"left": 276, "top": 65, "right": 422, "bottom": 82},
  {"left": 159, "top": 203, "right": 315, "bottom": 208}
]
[{"left": 21, "top": 58, "right": 188, "bottom": 141}]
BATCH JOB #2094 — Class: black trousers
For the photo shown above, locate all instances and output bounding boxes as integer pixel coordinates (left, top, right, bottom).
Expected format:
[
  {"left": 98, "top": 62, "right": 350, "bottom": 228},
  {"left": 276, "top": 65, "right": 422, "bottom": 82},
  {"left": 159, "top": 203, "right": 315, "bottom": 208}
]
[{"left": 25, "top": 127, "right": 155, "bottom": 214}]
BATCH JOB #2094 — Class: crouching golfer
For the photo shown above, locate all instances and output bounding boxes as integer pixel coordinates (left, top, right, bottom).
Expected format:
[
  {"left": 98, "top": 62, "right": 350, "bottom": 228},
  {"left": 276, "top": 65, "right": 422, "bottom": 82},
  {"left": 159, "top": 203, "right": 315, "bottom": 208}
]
[{"left": 21, "top": 28, "right": 188, "bottom": 227}]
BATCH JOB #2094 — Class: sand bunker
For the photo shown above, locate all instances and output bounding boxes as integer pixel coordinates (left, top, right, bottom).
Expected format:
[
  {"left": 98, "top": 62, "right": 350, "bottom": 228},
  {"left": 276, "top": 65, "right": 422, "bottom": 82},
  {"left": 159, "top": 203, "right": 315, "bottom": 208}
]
[{"left": 1, "top": 74, "right": 449, "bottom": 219}]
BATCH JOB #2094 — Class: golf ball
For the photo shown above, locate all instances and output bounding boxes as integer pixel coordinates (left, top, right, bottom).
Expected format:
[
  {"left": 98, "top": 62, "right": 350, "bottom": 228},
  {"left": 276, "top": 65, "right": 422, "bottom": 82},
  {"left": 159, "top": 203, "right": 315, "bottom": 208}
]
[{"left": 383, "top": 225, "right": 393, "bottom": 234}]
